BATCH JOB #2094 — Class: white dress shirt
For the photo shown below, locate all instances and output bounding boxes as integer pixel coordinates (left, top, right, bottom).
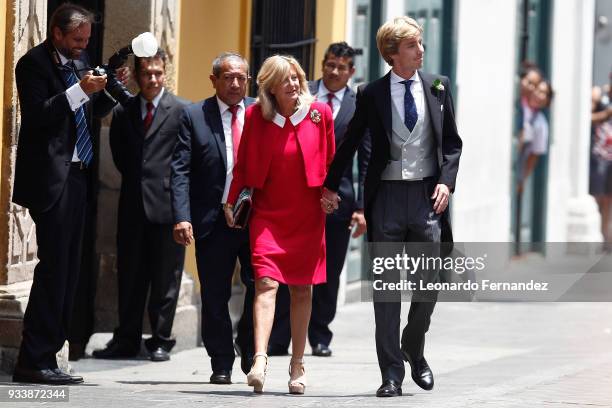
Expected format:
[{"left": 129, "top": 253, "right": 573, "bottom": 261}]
[
  {"left": 56, "top": 49, "right": 91, "bottom": 162},
  {"left": 140, "top": 87, "right": 165, "bottom": 120},
  {"left": 316, "top": 81, "right": 346, "bottom": 119},
  {"left": 390, "top": 70, "right": 424, "bottom": 126},
  {"left": 217, "top": 97, "right": 245, "bottom": 203}
]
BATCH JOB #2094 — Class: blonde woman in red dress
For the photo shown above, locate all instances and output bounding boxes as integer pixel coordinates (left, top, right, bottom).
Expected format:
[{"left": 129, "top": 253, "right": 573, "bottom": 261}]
[{"left": 224, "top": 55, "right": 335, "bottom": 394}]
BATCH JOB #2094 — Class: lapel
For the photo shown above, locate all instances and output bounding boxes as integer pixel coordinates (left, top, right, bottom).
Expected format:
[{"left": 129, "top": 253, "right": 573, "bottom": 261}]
[
  {"left": 145, "top": 91, "right": 172, "bottom": 139},
  {"left": 204, "top": 97, "right": 227, "bottom": 169},
  {"left": 129, "top": 95, "right": 145, "bottom": 138},
  {"left": 45, "top": 40, "right": 71, "bottom": 89},
  {"left": 334, "top": 85, "right": 355, "bottom": 136},
  {"left": 419, "top": 71, "right": 443, "bottom": 144},
  {"left": 373, "top": 72, "right": 392, "bottom": 137}
]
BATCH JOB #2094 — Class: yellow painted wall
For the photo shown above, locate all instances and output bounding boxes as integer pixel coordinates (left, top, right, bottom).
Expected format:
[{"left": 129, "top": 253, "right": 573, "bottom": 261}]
[
  {"left": 177, "top": 0, "right": 251, "bottom": 102},
  {"left": 314, "top": 0, "right": 347, "bottom": 80}
]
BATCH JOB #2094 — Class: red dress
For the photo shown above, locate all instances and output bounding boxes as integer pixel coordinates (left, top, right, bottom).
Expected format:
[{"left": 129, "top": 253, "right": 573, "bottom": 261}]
[{"left": 228, "top": 102, "right": 335, "bottom": 285}]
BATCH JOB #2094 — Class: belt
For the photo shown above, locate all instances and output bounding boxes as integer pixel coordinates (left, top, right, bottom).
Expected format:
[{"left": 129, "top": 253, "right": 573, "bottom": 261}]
[{"left": 70, "top": 161, "right": 87, "bottom": 170}]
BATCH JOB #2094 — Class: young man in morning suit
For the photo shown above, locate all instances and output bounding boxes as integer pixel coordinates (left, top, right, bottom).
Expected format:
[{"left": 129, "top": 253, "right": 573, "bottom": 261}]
[
  {"left": 268, "top": 42, "right": 370, "bottom": 358},
  {"left": 12, "top": 3, "right": 118, "bottom": 384},
  {"left": 92, "top": 49, "right": 188, "bottom": 362},
  {"left": 171, "top": 53, "right": 255, "bottom": 384},
  {"left": 321, "top": 17, "right": 462, "bottom": 397}
]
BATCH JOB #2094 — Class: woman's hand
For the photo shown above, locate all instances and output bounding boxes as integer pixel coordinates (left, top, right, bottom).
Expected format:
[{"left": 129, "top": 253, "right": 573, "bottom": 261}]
[{"left": 321, "top": 187, "right": 340, "bottom": 214}]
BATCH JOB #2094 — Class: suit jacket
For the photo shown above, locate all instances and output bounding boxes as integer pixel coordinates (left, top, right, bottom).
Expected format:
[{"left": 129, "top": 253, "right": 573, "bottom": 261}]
[
  {"left": 171, "top": 96, "right": 255, "bottom": 239},
  {"left": 227, "top": 101, "right": 335, "bottom": 205},
  {"left": 110, "top": 90, "right": 190, "bottom": 225},
  {"left": 309, "top": 80, "right": 371, "bottom": 220},
  {"left": 323, "top": 71, "right": 463, "bottom": 242},
  {"left": 12, "top": 40, "right": 116, "bottom": 213}
]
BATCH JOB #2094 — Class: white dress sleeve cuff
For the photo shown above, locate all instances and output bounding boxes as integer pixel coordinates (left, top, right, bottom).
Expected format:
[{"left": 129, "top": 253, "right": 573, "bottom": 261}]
[{"left": 65, "top": 83, "right": 90, "bottom": 111}]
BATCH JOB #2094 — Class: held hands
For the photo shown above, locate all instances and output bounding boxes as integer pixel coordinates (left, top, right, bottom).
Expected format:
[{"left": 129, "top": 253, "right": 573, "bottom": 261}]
[
  {"left": 173, "top": 221, "right": 194, "bottom": 246},
  {"left": 350, "top": 210, "right": 367, "bottom": 238},
  {"left": 79, "top": 71, "right": 107, "bottom": 95},
  {"left": 321, "top": 187, "right": 340, "bottom": 214},
  {"left": 432, "top": 184, "right": 450, "bottom": 214}
]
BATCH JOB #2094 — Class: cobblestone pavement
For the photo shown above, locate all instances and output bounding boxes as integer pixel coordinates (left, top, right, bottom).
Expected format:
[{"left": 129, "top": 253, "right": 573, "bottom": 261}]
[{"left": 1, "top": 301, "right": 611, "bottom": 407}]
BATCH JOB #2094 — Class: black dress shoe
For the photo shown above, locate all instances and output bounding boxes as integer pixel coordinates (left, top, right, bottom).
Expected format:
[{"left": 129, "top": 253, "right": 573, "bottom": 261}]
[
  {"left": 267, "top": 344, "right": 289, "bottom": 356},
  {"left": 52, "top": 368, "right": 84, "bottom": 384},
  {"left": 401, "top": 350, "right": 434, "bottom": 390},
  {"left": 233, "top": 342, "right": 254, "bottom": 375},
  {"left": 13, "top": 367, "right": 73, "bottom": 385},
  {"left": 312, "top": 343, "right": 332, "bottom": 357},
  {"left": 210, "top": 370, "right": 232, "bottom": 384},
  {"left": 149, "top": 347, "right": 170, "bottom": 362},
  {"left": 69, "top": 342, "right": 86, "bottom": 361},
  {"left": 376, "top": 379, "right": 402, "bottom": 397},
  {"left": 240, "top": 353, "right": 253, "bottom": 375},
  {"left": 92, "top": 340, "right": 139, "bottom": 359}
]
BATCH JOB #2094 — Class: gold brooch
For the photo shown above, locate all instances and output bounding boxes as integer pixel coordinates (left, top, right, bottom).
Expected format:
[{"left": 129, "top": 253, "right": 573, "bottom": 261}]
[{"left": 310, "top": 109, "right": 321, "bottom": 123}]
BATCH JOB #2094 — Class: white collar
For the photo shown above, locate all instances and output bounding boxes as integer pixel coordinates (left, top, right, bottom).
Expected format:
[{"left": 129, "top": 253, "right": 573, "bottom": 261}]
[
  {"left": 216, "top": 96, "right": 245, "bottom": 115},
  {"left": 318, "top": 81, "right": 347, "bottom": 102},
  {"left": 55, "top": 47, "right": 71, "bottom": 65},
  {"left": 272, "top": 103, "right": 310, "bottom": 128},
  {"left": 390, "top": 69, "right": 420, "bottom": 85},
  {"left": 140, "top": 87, "right": 165, "bottom": 109}
]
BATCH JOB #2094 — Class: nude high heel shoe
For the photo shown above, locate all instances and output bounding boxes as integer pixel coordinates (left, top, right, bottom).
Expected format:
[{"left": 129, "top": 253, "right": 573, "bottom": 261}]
[
  {"left": 246, "top": 352, "right": 268, "bottom": 393},
  {"left": 288, "top": 358, "right": 306, "bottom": 394}
]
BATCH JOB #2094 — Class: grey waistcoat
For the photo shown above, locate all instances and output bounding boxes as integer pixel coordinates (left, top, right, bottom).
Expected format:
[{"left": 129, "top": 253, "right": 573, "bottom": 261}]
[{"left": 381, "top": 94, "right": 438, "bottom": 181}]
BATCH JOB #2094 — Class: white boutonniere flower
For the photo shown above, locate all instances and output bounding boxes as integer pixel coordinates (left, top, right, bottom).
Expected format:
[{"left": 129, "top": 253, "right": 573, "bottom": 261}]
[{"left": 310, "top": 109, "right": 321, "bottom": 124}]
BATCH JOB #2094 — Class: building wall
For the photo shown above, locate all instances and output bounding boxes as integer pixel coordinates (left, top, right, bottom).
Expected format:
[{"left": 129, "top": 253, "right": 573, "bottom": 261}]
[
  {"left": 451, "top": 0, "right": 518, "bottom": 241},
  {"left": 0, "top": 0, "right": 6, "bottom": 276},
  {"left": 177, "top": 0, "right": 251, "bottom": 102},
  {"left": 314, "top": 0, "right": 347, "bottom": 80},
  {"left": 546, "top": 0, "right": 600, "bottom": 242}
]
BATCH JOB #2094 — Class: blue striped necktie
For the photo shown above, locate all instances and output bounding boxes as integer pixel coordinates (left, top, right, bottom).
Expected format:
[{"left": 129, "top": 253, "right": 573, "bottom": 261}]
[
  {"left": 60, "top": 62, "right": 93, "bottom": 166},
  {"left": 401, "top": 79, "right": 417, "bottom": 132}
]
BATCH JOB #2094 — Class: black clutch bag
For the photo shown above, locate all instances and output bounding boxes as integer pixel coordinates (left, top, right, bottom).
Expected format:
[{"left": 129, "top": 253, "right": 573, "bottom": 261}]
[{"left": 232, "top": 187, "right": 253, "bottom": 228}]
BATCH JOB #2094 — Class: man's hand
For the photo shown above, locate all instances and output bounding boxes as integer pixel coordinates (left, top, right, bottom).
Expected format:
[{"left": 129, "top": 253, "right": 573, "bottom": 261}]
[
  {"left": 79, "top": 71, "right": 107, "bottom": 95},
  {"left": 432, "top": 184, "right": 450, "bottom": 214},
  {"left": 224, "top": 204, "right": 239, "bottom": 228},
  {"left": 115, "top": 66, "right": 131, "bottom": 87},
  {"left": 321, "top": 187, "right": 340, "bottom": 214},
  {"left": 350, "top": 210, "right": 367, "bottom": 238},
  {"left": 173, "top": 221, "right": 194, "bottom": 246}
]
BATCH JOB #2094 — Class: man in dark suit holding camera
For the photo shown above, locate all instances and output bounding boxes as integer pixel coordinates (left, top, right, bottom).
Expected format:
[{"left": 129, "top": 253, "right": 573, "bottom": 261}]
[{"left": 12, "top": 3, "right": 118, "bottom": 384}]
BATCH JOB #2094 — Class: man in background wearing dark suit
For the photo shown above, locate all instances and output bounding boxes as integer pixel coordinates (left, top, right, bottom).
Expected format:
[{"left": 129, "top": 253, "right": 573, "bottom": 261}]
[
  {"left": 322, "top": 17, "right": 462, "bottom": 397},
  {"left": 12, "top": 3, "right": 117, "bottom": 384},
  {"left": 171, "top": 53, "right": 255, "bottom": 384},
  {"left": 92, "top": 49, "right": 188, "bottom": 362},
  {"left": 268, "top": 42, "right": 370, "bottom": 357}
]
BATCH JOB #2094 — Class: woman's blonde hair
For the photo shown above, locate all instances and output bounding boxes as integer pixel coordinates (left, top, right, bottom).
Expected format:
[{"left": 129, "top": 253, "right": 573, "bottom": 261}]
[
  {"left": 376, "top": 16, "right": 423, "bottom": 66},
  {"left": 256, "top": 55, "right": 314, "bottom": 121}
]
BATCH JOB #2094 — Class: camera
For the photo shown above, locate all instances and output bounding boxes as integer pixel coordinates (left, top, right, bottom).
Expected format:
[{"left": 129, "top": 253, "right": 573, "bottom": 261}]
[{"left": 92, "top": 32, "right": 158, "bottom": 105}]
